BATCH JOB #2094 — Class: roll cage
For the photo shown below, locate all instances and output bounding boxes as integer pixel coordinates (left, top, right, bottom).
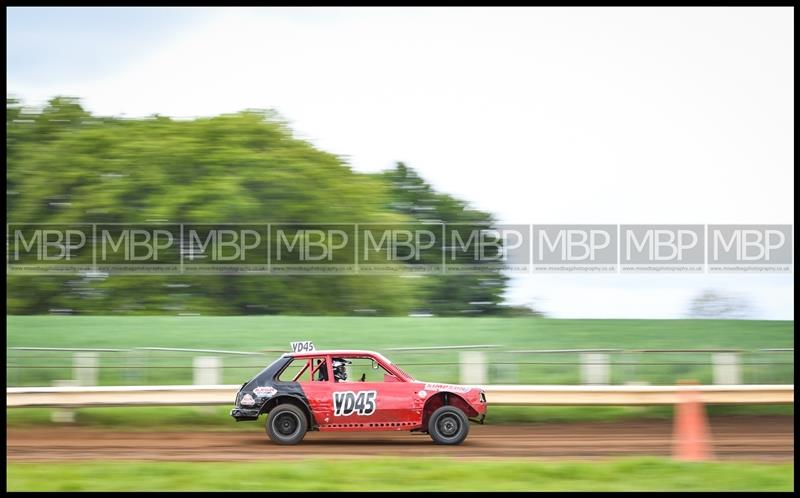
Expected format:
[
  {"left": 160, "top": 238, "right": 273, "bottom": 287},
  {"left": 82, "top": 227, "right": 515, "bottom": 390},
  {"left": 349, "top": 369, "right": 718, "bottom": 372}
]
[{"left": 282, "top": 351, "right": 414, "bottom": 383}]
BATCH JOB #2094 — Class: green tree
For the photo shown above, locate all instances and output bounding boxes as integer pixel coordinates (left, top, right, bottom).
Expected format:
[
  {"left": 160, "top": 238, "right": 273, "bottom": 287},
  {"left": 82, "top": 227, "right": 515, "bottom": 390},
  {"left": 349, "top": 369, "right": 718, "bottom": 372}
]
[
  {"left": 381, "top": 163, "right": 509, "bottom": 316},
  {"left": 6, "top": 97, "right": 511, "bottom": 316}
]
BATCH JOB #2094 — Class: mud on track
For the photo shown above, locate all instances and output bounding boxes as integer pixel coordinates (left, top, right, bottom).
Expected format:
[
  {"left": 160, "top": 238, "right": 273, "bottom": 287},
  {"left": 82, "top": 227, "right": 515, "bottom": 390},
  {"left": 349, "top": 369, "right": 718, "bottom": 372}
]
[{"left": 7, "top": 416, "right": 793, "bottom": 462}]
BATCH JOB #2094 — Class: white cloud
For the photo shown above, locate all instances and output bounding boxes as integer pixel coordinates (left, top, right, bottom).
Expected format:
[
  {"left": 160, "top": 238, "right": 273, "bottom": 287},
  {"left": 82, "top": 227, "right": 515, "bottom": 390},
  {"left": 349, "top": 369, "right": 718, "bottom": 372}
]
[{"left": 505, "top": 273, "right": 794, "bottom": 319}]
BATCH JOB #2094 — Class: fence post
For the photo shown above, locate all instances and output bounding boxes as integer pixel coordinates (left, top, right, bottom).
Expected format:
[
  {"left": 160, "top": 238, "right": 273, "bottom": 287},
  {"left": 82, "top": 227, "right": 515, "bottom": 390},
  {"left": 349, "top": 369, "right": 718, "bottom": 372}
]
[
  {"left": 74, "top": 352, "right": 99, "bottom": 386},
  {"left": 193, "top": 356, "right": 221, "bottom": 385},
  {"left": 580, "top": 352, "right": 610, "bottom": 385},
  {"left": 51, "top": 380, "right": 79, "bottom": 423},
  {"left": 459, "top": 352, "right": 487, "bottom": 385},
  {"left": 712, "top": 352, "right": 741, "bottom": 385}
]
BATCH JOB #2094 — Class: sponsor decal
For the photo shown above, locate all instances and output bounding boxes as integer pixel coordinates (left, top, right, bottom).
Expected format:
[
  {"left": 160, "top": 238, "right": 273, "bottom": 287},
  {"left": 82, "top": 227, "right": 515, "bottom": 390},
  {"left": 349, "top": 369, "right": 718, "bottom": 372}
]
[
  {"left": 333, "top": 390, "right": 377, "bottom": 416},
  {"left": 290, "top": 340, "right": 315, "bottom": 352},
  {"left": 418, "top": 390, "right": 428, "bottom": 398},
  {"left": 424, "top": 383, "right": 471, "bottom": 393},
  {"left": 253, "top": 386, "right": 277, "bottom": 398},
  {"left": 240, "top": 394, "right": 256, "bottom": 406}
]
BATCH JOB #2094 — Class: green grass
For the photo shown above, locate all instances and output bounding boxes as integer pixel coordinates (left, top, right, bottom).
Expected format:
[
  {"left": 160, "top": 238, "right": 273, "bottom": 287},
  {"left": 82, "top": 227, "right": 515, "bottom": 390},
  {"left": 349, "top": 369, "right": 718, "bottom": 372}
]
[
  {"left": 6, "top": 316, "right": 794, "bottom": 386},
  {"left": 6, "top": 458, "right": 793, "bottom": 491},
  {"left": 8, "top": 316, "right": 793, "bottom": 351}
]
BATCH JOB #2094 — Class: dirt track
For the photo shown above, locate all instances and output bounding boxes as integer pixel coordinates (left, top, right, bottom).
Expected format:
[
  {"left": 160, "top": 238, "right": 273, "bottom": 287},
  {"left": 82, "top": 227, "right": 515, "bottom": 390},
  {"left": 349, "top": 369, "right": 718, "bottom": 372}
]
[{"left": 7, "top": 416, "right": 793, "bottom": 462}]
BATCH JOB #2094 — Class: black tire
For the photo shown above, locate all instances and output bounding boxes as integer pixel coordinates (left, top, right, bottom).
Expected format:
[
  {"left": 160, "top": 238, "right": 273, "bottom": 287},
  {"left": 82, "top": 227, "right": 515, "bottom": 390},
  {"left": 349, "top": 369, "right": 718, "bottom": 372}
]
[
  {"left": 266, "top": 404, "right": 308, "bottom": 445},
  {"left": 427, "top": 405, "right": 470, "bottom": 445}
]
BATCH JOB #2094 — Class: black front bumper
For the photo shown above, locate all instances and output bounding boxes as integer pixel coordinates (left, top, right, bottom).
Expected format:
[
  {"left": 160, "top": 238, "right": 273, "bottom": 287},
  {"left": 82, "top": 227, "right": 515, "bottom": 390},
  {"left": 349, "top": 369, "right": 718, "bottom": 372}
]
[
  {"left": 230, "top": 407, "right": 260, "bottom": 421},
  {"left": 469, "top": 413, "right": 486, "bottom": 425}
]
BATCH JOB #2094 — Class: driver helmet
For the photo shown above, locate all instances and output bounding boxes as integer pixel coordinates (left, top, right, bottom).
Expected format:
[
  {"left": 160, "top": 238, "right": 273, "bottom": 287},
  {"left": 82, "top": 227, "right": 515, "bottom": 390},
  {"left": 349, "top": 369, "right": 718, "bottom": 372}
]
[{"left": 332, "top": 358, "right": 350, "bottom": 382}]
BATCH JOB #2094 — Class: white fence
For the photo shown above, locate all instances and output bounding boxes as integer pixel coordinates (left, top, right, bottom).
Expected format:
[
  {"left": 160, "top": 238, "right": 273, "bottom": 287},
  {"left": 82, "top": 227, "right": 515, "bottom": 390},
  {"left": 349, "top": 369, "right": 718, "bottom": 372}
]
[
  {"left": 8, "top": 347, "right": 793, "bottom": 386},
  {"left": 6, "top": 384, "right": 793, "bottom": 408}
]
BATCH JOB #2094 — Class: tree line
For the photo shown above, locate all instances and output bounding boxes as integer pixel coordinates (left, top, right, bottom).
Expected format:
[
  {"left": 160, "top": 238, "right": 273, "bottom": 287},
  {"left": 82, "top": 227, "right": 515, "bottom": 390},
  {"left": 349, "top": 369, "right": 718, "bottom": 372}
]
[{"left": 6, "top": 97, "right": 539, "bottom": 316}]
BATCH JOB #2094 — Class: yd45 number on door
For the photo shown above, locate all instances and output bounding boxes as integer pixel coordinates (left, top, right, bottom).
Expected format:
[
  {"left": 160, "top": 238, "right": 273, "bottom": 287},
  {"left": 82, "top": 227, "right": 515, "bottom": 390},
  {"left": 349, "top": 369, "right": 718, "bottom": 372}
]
[{"left": 333, "top": 391, "right": 377, "bottom": 416}]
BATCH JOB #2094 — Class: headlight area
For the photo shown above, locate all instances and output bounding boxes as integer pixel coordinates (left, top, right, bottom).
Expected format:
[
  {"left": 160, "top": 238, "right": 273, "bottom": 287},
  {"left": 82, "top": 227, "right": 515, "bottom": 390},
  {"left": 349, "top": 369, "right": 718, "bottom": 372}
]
[
  {"left": 231, "top": 389, "right": 261, "bottom": 421},
  {"left": 468, "top": 390, "right": 487, "bottom": 424}
]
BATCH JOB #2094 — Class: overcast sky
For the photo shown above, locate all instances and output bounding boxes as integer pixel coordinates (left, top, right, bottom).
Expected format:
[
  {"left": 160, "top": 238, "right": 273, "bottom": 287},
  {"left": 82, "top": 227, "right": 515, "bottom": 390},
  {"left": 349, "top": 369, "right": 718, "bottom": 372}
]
[{"left": 7, "top": 7, "right": 794, "bottom": 319}]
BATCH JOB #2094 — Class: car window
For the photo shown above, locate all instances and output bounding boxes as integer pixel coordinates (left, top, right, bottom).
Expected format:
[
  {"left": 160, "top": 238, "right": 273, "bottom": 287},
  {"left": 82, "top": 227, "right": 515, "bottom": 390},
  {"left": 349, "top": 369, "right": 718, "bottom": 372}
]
[
  {"left": 277, "top": 358, "right": 306, "bottom": 382},
  {"left": 314, "top": 359, "right": 329, "bottom": 382},
  {"left": 391, "top": 363, "right": 414, "bottom": 381},
  {"left": 277, "top": 357, "right": 329, "bottom": 382},
  {"left": 337, "top": 358, "right": 400, "bottom": 383}
]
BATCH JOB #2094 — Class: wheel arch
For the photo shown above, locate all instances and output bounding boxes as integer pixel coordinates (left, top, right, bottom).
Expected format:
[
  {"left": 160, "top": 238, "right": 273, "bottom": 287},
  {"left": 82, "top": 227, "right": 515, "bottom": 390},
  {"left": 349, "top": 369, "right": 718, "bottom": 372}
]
[
  {"left": 422, "top": 391, "right": 478, "bottom": 428},
  {"left": 259, "top": 395, "right": 317, "bottom": 429}
]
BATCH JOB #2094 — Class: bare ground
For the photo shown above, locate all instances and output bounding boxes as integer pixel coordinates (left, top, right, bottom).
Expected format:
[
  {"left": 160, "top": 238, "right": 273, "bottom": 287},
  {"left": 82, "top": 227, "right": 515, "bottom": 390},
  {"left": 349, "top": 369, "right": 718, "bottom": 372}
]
[{"left": 6, "top": 416, "right": 793, "bottom": 462}]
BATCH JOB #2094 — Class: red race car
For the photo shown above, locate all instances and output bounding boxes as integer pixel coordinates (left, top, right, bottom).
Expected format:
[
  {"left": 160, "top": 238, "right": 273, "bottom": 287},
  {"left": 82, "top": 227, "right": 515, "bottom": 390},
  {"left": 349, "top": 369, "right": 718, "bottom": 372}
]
[{"left": 230, "top": 348, "right": 487, "bottom": 445}]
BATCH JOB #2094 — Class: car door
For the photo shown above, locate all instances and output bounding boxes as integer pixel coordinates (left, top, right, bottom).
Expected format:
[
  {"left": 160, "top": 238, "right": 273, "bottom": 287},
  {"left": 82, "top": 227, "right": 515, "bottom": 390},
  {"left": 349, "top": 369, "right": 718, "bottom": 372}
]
[
  {"left": 292, "top": 355, "right": 337, "bottom": 426},
  {"left": 329, "top": 356, "right": 420, "bottom": 428}
]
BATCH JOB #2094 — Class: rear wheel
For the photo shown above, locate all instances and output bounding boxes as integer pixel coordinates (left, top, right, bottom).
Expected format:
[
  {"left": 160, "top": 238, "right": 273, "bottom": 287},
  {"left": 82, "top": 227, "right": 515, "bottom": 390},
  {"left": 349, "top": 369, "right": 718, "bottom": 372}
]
[
  {"left": 266, "top": 404, "right": 308, "bottom": 445},
  {"left": 428, "top": 405, "right": 469, "bottom": 445}
]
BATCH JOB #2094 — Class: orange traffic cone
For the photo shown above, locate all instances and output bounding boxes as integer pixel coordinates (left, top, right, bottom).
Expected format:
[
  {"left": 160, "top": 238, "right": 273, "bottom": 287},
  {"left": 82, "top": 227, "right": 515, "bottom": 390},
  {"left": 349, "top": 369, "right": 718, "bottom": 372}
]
[{"left": 672, "top": 379, "right": 713, "bottom": 461}]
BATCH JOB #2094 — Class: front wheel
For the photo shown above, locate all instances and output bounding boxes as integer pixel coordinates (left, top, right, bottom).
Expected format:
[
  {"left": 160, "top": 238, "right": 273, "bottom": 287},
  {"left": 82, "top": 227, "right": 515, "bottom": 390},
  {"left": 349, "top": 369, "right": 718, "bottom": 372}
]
[
  {"left": 266, "top": 404, "right": 308, "bottom": 445},
  {"left": 428, "top": 406, "right": 469, "bottom": 445}
]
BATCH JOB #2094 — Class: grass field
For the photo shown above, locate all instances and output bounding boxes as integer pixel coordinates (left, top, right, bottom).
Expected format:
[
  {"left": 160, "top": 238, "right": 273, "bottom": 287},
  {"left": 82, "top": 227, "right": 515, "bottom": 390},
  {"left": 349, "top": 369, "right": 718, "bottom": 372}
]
[
  {"left": 7, "top": 458, "right": 794, "bottom": 491},
  {"left": 6, "top": 316, "right": 794, "bottom": 386}
]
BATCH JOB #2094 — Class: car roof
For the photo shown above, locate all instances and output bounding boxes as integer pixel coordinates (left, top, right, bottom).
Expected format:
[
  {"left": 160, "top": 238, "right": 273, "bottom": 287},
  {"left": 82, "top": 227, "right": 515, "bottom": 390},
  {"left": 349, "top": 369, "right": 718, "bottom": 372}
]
[{"left": 284, "top": 350, "right": 389, "bottom": 360}]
